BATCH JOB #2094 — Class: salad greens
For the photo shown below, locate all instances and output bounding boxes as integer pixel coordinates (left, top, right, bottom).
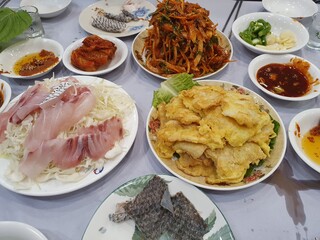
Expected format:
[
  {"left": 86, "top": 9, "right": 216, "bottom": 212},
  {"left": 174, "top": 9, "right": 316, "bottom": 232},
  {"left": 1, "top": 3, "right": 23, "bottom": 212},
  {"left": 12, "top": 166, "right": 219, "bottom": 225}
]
[
  {"left": 152, "top": 73, "right": 199, "bottom": 108},
  {"left": 0, "top": 8, "right": 32, "bottom": 43},
  {"left": 239, "top": 19, "right": 271, "bottom": 46}
]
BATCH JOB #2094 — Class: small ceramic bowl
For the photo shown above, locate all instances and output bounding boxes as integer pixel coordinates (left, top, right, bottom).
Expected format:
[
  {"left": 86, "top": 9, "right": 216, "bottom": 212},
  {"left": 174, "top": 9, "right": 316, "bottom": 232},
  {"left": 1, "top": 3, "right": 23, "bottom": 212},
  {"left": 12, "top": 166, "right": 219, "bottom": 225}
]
[
  {"left": 0, "top": 38, "right": 63, "bottom": 79},
  {"left": 0, "top": 221, "right": 47, "bottom": 240},
  {"left": 232, "top": 12, "right": 309, "bottom": 54},
  {"left": 288, "top": 108, "right": 320, "bottom": 173},
  {"left": 248, "top": 54, "right": 320, "bottom": 101},
  {"left": 262, "top": 0, "right": 318, "bottom": 19},
  {"left": 20, "top": 0, "right": 72, "bottom": 18},
  {"left": 63, "top": 35, "right": 128, "bottom": 76},
  {"left": 0, "top": 79, "right": 11, "bottom": 113}
]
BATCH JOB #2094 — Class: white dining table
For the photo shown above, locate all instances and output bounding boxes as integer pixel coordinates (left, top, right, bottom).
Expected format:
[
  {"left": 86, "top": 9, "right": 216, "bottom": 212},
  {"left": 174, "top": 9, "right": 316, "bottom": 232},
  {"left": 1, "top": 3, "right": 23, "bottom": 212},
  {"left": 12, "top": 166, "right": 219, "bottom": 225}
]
[{"left": 1, "top": 0, "right": 320, "bottom": 239}]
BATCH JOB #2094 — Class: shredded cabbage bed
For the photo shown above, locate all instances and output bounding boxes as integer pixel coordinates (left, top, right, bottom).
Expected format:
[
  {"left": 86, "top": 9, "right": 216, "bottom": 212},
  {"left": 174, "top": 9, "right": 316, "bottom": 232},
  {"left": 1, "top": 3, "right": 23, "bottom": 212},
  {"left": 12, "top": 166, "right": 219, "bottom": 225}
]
[{"left": 0, "top": 77, "right": 135, "bottom": 189}]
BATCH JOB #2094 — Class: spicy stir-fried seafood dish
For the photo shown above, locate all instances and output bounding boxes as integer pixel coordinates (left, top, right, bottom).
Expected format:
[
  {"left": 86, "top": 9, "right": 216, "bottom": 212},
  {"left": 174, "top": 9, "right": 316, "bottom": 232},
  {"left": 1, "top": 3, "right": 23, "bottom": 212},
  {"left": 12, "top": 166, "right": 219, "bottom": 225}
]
[
  {"left": 0, "top": 77, "right": 135, "bottom": 188},
  {"left": 141, "top": 0, "right": 231, "bottom": 78},
  {"left": 149, "top": 79, "right": 279, "bottom": 185}
]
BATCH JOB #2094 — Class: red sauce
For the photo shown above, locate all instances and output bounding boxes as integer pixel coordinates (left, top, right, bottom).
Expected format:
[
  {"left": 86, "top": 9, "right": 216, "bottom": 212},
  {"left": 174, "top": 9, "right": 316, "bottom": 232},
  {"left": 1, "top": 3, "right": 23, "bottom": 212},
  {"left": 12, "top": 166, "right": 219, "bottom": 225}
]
[{"left": 256, "top": 63, "right": 310, "bottom": 97}]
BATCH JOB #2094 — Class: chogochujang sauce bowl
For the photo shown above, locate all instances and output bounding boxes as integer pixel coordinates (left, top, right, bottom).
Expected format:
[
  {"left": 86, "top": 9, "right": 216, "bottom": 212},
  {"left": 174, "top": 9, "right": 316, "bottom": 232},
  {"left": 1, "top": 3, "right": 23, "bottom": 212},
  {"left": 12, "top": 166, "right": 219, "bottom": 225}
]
[{"left": 248, "top": 54, "right": 320, "bottom": 101}]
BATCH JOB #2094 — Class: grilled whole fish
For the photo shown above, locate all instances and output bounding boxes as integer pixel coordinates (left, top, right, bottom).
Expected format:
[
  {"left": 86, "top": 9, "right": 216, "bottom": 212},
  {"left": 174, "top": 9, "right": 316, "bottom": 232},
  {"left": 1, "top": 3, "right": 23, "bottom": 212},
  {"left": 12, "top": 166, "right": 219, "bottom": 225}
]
[{"left": 109, "top": 176, "right": 208, "bottom": 239}]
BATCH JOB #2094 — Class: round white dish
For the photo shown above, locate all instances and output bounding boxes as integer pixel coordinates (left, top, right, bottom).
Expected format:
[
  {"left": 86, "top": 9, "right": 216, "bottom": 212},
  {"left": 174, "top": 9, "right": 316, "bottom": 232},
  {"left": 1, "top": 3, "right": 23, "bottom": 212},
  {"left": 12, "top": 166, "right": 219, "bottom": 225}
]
[
  {"left": 232, "top": 12, "right": 309, "bottom": 54},
  {"left": 262, "top": 0, "right": 318, "bottom": 19},
  {"left": 288, "top": 108, "right": 320, "bottom": 173},
  {"left": 0, "top": 79, "right": 11, "bottom": 113},
  {"left": 0, "top": 76, "right": 138, "bottom": 196},
  {"left": 79, "top": 0, "right": 156, "bottom": 38},
  {"left": 0, "top": 38, "right": 63, "bottom": 80},
  {"left": 146, "top": 80, "right": 287, "bottom": 191},
  {"left": 248, "top": 54, "right": 320, "bottom": 101},
  {"left": 82, "top": 174, "right": 235, "bottom": 240},
  {"left": 63, "top": 35, "right": 128, "bottom": 76},
  {"left": 20, "top": 0, "right": 72, "bottom": 18},
  {"left": 0, "top": 221, "right": 47, "bottom": 240},
  {"left": 132, "top": 29, "right": 233, "bottom": 80}
]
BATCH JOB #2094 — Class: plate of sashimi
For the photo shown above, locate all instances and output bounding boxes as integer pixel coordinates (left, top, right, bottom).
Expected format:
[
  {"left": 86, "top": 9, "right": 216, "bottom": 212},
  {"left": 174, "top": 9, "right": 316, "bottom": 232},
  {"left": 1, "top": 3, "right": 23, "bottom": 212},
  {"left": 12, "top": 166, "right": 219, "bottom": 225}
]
[
  {"left": 82, "top": 174, "right": 235, "bottom": 240},
  {"left": 0, "top": 76, "right": 138, "bottom": 196}
]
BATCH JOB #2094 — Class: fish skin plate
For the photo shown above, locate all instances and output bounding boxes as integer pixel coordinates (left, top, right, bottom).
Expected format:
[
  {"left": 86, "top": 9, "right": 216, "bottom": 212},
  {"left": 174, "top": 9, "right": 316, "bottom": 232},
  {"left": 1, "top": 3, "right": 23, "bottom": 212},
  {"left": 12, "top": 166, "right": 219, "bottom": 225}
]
[
  {"left": 146, "top": 80, "right": 287, "bottom": 191},
  {"left": 0, "top": 76, "right": 139, "bottom": 197},
  {"left": 79, "top": 0, "right": 156, "bottom": 38},
  {"left": 82, "top": 174, "right": 235, "bottom": 240}
]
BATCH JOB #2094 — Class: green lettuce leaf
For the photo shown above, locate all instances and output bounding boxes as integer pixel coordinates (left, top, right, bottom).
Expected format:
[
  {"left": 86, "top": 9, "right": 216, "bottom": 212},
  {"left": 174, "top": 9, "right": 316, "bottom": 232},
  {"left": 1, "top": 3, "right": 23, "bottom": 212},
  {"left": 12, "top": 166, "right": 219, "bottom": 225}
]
[{"left": 0, "top": 8, "right": 32, "bottom": 43}]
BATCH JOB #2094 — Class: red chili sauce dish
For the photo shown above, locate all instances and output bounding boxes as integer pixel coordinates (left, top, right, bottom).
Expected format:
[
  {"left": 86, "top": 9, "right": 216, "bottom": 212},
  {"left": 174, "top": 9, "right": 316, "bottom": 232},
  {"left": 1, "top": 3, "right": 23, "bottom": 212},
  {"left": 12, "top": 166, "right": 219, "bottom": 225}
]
[{"left": 256, "top": 58, "right": 317, "bottom": 97}]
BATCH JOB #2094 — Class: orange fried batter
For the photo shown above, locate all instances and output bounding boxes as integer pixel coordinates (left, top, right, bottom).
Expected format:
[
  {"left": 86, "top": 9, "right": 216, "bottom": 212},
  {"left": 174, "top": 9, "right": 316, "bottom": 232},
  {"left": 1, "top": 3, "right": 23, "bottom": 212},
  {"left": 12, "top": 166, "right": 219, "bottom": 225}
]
[{"left": 71, "top": 35, "right": 117, "bottom": 71}]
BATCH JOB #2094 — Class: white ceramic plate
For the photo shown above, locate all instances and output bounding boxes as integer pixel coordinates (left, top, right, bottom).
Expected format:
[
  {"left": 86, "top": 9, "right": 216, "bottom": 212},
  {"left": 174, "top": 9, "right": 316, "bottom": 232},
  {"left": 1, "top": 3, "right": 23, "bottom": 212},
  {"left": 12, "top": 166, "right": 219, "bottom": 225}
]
[
  {"left": 82, "top": 174, "right": 235, "bottom": 240},
  {"left": 79, "top": 0, "right": 156, "bottom": 38},
  {"left": 0, "top": 221, "right": 47, "bottom": 240},
  {"left": 0, "top": 38, "right": 63, "bottom": 79},
  {"left": 0, "top": 76, "right": 138, "bottom": 196},
  {"left": 63, "top": 35, "right": 128, "bottom": 76},
  {"left": 20, "top": 0, "right": 72, "bottom": 18},
  {"left": 146, "top": 80, "right": 287, "bottom": 191},
  {"left": 248, "top": 54, "right": 320, "bottom": 101},
  {"left": 262, "top": 0, "right": 318, "bottom": 19},
  {"left": 0, "top": 79, "right": 11, "bottom": 113},
  {"left": 132, "top": 29, "right": 233, "bottom": 80},
  {"left": 288, "top": 108, "right": 320, "bottom": 173},
  {"left": 232, "top": 12, "right": 309, "bottom": 54}
]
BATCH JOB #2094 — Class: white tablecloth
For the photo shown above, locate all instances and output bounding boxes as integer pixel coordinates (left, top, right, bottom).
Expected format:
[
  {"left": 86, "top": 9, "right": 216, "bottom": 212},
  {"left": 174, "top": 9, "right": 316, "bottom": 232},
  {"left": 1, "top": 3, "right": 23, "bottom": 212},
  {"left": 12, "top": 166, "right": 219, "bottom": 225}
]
[{"left": 1, "top": 1, "right": 320, "bottom": 239}]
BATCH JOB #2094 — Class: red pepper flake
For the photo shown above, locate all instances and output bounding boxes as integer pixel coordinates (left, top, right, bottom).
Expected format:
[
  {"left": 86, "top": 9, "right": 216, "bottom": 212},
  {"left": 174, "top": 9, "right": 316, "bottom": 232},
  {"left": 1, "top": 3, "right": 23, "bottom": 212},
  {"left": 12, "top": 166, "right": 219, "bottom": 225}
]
[
  {"left": 149, "top": 118, "right": 160, "bottom": 134},
  {"left": 243, "top": 170, "right": 264, "bottom": 183}
]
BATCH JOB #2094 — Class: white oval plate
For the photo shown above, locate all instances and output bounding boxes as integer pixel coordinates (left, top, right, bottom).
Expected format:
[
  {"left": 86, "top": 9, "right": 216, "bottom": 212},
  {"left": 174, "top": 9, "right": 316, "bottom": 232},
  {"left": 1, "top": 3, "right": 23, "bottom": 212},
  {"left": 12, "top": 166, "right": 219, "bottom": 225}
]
[
  {"left": 146, "top": 80, "right": 287, "bottom": 191},
  {"left": 232, "top": 12, "right": 309, "bottom": 54},
  {"left": 0, "top": 79, "right": 11, "bottom": 113},
  {"left": 79, "top": 0, "right": 156, "bottom": 38},
  {"left": 262, "top": 0, "right": 318, "bottom": 19},
  {"left": 20, "top": 0, "right": 72, "bottom": 18},
  {"left": 0, "top": 76, "right": 138, "bottom": 196},
  {"left": 0, "top": 38, "right": 63, "bottom": 79},
  {"left": 82, "top": 174, "right": 235, "bottom": 240},
  {"left": 63, "top": 35, "right": 128, "bottom": 76},
  {"left": 288, "top": 108, "right": 320, "bottom": 173},
  {"left": 248, "top": 54, "right": 320, "bottom": 101},
  {"left": 132, "top": 29, "right": 233, "bottom": 80},
  {"left": 0, "top": 221, "right": 47, "bottom": 240}
]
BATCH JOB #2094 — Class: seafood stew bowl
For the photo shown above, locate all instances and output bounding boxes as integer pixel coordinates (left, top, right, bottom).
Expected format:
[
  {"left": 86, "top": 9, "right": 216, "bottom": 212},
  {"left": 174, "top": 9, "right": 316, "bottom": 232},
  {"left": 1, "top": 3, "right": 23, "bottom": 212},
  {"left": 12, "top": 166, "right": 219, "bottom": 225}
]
[
  {"left": 288, "top": 108, "right": 320, "bottom": 173},
  {"left": 232, "top": 12, "right": 309, "bottom": 54},
  {"left": 262, "top": 0, "right": 318, "bottom": 19},
  {"left": 248, "top": 54, "right": 320, "bottom": 101},
  {"left": 0, "top": 38, "right": 63, "bottom": 79}
]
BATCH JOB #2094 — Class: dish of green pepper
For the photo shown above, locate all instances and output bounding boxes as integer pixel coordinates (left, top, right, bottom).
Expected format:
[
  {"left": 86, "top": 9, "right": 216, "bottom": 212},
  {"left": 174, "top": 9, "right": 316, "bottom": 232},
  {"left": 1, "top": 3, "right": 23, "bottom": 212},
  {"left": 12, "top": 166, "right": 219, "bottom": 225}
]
[{"left": 239, "top": 19, "right": 271, "bottom": 46}]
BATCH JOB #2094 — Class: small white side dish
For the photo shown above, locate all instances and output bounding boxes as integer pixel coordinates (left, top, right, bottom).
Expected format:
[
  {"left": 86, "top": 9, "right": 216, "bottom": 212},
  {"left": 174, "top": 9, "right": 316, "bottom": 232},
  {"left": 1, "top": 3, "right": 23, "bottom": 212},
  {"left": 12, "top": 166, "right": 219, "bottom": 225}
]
[
  {"left": 288, "top": 108, "right": 320, "bottom": 173},
  {"left": 0, "top": 221, "right": 47, "bottom": 240},
  {"left": 248, "top": 54, "right": 320, "bottom": 101},
  {"left": 0, "top": 38, "right": 64, "bottom": 80},
  {"left": 63, "top": 35, "right": 128, "bottom": 76},
  {"left": 0, "top": 79, "right": 11, "bottom": 113},
  {"left": 232, "top": 12, "right": 309, "bottom": 54},
  {"left": 20, "top": 0, "right": 72, "bottom": 18},
  {"left": 262, "top": 0, "right": 318, "bottom": 19}
]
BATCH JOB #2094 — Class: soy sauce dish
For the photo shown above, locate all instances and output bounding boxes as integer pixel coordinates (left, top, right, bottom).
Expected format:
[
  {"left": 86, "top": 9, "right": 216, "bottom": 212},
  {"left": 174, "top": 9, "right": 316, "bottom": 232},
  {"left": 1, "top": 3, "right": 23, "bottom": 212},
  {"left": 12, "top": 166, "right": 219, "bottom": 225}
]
[{"left": 248, "top": 54, "right": 320, "bottom": 101}]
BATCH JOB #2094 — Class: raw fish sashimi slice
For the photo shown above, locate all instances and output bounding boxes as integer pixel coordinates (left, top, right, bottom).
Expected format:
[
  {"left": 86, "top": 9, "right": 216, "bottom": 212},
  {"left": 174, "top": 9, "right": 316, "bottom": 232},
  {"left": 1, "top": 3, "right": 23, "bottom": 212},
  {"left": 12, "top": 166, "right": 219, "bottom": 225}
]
[
  {"left": 19, "top": 117, "right": 124, "bottom": 179},
  {"left": 0, "top": 83, "right": 49, "bottom": 143},
  {"left": 24, "top": 86, "right": 96, "bottom": 152}
]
